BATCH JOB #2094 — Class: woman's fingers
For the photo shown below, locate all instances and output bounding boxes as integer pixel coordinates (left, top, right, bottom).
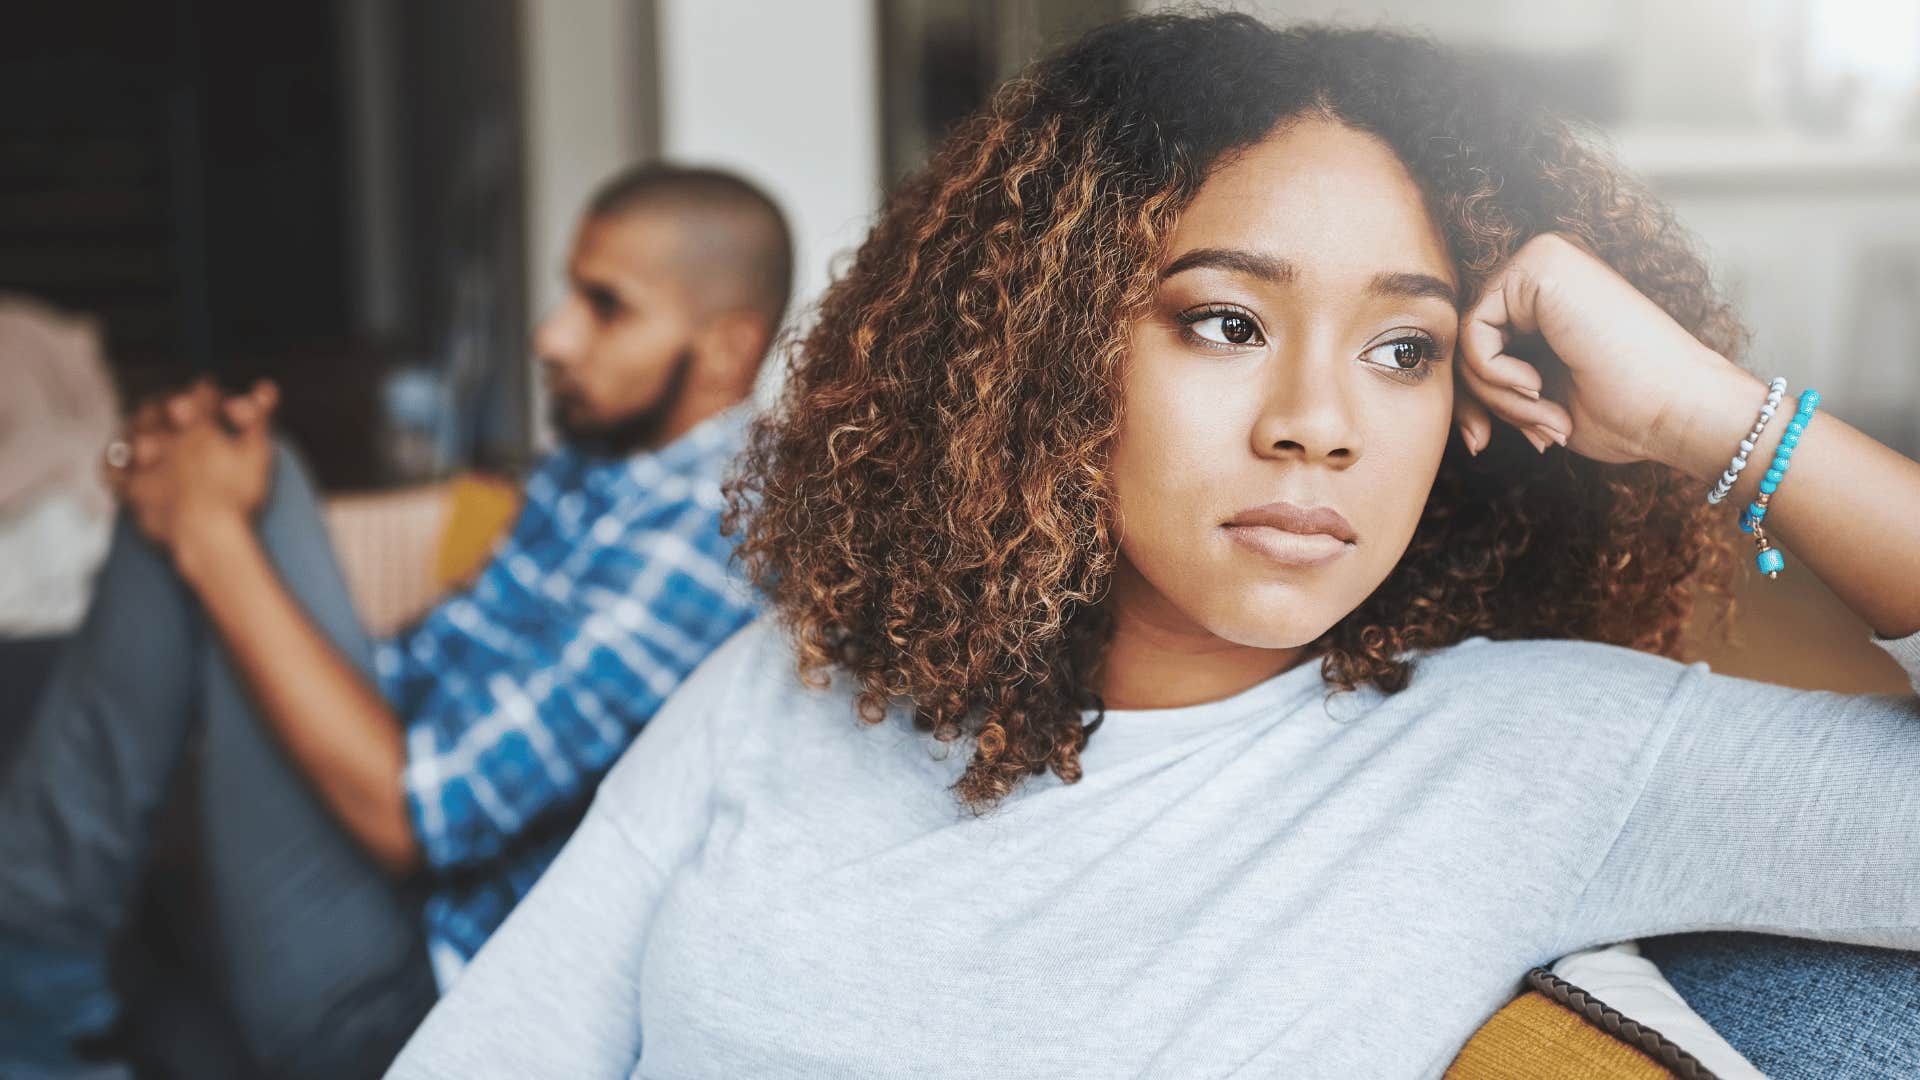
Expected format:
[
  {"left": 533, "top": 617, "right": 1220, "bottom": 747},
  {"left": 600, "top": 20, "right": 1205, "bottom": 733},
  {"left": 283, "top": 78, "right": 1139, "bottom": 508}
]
[
  {"left": 1458, "top": 356, "right": 1572, "bottom": 429},
  {"left": 1460, "top": 273, "right": 1547, "bottom": 384},
  {"left": 1456, "top": 372, "right": 1549, "bottom": 454},
  {"left": 1457, "top": 267, "right": 1576, "bottom": 452},
  {"left": 1451, "top": 387, "right": 1492, "bottom": 456}
]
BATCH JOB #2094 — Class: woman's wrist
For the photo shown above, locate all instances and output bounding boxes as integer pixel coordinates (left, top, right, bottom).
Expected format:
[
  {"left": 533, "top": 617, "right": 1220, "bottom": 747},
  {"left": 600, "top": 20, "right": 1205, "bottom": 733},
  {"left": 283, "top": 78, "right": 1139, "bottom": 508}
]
[{"left": 1649, "top": 357, "right": 1771, "bottom": 486}]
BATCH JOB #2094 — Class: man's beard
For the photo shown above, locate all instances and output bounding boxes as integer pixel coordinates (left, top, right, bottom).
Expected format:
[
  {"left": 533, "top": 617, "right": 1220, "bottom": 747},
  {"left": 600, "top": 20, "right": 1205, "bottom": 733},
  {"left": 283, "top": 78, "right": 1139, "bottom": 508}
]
[{"left": 551, "top": 348, "right": 697, "bottom": 459}]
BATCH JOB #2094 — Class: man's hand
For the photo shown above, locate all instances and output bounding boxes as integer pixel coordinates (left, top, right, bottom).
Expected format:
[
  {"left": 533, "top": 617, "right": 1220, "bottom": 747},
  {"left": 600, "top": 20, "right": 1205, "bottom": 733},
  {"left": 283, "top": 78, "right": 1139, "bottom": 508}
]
[
  {"left": 110, "top": 378, "right": 281, "bottom": 557},
  {"left": 106, "top": 376, "right": 421, "bottom": 875}
]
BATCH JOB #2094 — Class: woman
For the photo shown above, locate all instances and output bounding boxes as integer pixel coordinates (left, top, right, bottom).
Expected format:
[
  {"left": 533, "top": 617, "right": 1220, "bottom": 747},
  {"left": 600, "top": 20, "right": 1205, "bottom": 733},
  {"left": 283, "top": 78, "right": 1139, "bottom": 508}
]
[{"left": 391, "top": 13, "right": 1920, "bottom": 1077}]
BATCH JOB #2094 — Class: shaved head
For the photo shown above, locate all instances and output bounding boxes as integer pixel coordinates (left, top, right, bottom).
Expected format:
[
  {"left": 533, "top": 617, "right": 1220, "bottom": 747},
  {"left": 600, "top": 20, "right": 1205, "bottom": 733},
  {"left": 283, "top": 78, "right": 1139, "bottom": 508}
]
[
  {"left": 536, "top": 163, "right": 793, "bottom": 457},
  {"left": 585, "top": 164, "right": 794, "bottom": 333}
]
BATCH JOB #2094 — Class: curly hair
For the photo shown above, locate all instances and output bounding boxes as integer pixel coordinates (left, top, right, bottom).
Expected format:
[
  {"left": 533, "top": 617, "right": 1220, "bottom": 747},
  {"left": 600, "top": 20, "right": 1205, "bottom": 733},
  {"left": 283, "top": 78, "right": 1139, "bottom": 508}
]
[{"left": 725, "top": 11, "right": 1747, "bottom": 810}]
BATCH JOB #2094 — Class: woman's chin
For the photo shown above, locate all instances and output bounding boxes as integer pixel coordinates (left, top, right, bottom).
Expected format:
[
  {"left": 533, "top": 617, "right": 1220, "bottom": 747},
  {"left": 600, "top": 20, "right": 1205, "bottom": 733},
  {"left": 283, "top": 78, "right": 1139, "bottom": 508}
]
[{"left": 1197, "top": 605, "right": 1340, "bottom": 653}]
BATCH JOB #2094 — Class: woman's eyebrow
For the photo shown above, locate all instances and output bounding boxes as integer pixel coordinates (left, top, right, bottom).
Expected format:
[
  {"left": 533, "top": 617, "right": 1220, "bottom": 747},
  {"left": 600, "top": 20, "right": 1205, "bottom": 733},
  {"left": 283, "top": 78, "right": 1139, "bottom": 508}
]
[
  {"left": 1161, "top": 247, "right": 1296, "bottom": 284},
  {"left": 1371, "top": 270, "right": 1462, "bottom": 313},
  {"left": 1161, "top": 247, "right": 1460, "bottom": 313}
]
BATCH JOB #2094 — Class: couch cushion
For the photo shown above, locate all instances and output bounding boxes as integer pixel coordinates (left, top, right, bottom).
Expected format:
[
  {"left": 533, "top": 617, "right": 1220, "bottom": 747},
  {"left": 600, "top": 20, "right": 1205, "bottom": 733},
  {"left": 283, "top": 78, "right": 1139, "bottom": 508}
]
[
  {"left": 1552, "top": 941, "right": 1762, "bottom": 1079},
  {"left": 1446, "top": 958, "right": 1736, "bottom": 1079}
]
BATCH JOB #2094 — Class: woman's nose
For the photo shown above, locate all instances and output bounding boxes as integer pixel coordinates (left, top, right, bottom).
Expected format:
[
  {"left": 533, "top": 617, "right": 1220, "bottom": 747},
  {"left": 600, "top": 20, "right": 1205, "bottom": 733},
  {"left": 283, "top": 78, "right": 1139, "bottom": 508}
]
[{"left": 1249, "top": 353, "right": 1361, "bottom": 465}]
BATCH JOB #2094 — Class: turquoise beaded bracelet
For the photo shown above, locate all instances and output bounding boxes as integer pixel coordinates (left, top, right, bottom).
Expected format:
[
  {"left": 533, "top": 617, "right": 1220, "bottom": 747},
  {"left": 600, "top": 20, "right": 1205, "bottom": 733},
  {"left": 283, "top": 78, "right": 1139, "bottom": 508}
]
[{"left": 1738, "top": 387, "right": 1820, "bottom": 578}]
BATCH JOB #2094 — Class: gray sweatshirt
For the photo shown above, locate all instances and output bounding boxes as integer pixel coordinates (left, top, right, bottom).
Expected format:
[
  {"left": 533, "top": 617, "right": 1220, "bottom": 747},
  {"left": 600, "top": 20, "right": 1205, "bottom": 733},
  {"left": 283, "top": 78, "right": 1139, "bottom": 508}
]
[{"left": 389, "top": 614, "right": 1920, "bottom": 1079}]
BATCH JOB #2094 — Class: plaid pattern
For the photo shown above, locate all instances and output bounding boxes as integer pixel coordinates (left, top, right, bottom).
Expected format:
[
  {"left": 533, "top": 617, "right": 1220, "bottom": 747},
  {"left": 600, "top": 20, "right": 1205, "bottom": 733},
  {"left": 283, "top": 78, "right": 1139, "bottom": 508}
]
[{"left": 374, "top": 405, "right": 758, "bottom": 983}]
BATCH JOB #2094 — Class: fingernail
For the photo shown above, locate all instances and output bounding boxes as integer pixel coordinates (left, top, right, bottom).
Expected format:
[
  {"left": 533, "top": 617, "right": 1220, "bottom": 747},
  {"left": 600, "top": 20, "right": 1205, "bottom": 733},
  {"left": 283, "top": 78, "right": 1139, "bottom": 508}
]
[
  {"left": 1523, "top": 428, "right": 1548, "bottom": 454},
  {"left": 1532, "top": 424, "right": 1567, "bottom": 449},
  {"left": 1509, "top": 384, "right": 1541, "bottom": 401}
]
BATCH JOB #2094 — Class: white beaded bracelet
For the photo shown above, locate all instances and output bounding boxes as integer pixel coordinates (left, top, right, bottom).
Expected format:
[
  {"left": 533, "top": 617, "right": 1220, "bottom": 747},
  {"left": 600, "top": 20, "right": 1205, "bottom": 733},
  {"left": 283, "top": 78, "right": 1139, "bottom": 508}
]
[{"left": 1705, "top": 376, "right": 1788, "bottom": 505}]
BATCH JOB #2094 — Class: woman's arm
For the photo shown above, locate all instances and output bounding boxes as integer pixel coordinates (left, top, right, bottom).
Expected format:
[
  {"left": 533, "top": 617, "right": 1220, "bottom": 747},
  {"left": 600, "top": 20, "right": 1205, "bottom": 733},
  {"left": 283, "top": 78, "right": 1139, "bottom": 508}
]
[
  {"left": 387, "top": 807, "right": 659, "bottom": 1077},
  {"left": 386, "top": 617, "right": 770, "bottom": 1077},
  {"left": 1447, "top": 230, "right": 1920, "bottom": 951},
  {"left": 1554, "top": 653, "right": 1920, "bottom": 955},
  {"left": 1552, "top": 372, "right": 1920, "bottom": 949},
  {"left": 1450, "top": 231, "right": 1920, "bottom": 642},
  {"left": 1656, "top": 364, "right": 1920, "bottom": 642},
  {"left": 1550, "top": 367, "right": 1920, "bottom": 951}
]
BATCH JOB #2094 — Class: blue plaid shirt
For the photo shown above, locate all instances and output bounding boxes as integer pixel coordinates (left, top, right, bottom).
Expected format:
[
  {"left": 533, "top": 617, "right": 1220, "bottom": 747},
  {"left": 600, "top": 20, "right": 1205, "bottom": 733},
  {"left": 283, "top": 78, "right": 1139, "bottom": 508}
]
[{"left": 373, "top": 405, "right": 759, "bottom": 987}]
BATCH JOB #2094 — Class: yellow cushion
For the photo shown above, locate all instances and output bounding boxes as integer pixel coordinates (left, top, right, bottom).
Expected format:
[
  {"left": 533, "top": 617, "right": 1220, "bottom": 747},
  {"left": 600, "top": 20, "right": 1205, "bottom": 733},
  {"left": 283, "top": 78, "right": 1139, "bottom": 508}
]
[
  {"left": 1445, "top": 990, "right": 1676, "bottom": 1079},
  {"left": 433, "top": 473, "right": 521, "bottom": 590}
]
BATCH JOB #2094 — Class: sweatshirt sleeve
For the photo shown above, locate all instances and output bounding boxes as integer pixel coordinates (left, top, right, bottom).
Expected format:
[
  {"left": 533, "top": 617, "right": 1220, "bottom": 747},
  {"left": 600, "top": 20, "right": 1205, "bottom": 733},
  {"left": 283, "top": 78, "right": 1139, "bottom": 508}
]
[
  {"left": 1556, "top": 626, "right": 1920, "bottom": 955},
  {"left": 1871, "top": 624, "right": 1920, "bottom": 697},
  {"left": 385, "top": 619, "right": 771, "bottom": 1079}
]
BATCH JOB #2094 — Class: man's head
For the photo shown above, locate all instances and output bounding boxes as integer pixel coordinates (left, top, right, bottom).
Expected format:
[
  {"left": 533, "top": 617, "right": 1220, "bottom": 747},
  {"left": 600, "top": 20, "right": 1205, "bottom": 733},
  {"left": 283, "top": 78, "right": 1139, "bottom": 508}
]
[{"left": 535, "top": 164, "right": 793, "bottom": 456}]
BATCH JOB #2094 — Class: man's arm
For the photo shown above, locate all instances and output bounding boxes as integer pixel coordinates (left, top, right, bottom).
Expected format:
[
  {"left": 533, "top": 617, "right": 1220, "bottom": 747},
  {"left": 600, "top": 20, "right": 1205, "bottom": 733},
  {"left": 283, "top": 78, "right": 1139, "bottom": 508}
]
[
  {"left": 115, "top": 382, "right": 419, "bottom": 875},
  {"left": 173, "top": 509, "right": 419, "bottom": 875},
  {"left": 395, "top": 489, "right": 759, "bottom": 874}
]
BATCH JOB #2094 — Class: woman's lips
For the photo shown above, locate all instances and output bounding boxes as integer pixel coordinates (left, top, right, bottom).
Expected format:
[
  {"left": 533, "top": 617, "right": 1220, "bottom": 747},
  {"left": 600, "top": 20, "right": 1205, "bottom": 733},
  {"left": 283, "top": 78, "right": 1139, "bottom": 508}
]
[
  {"left": 1221, "top": 500, "right": 1357, "bottom": 567},
  {"left": 1222, "top": 524, "right": 1355, "bottom": 567}
]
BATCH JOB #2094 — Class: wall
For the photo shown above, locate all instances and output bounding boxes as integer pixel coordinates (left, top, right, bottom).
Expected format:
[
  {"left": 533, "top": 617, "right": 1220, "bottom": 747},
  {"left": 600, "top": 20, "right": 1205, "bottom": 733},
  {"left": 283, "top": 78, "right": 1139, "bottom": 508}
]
[
  {"left": 658, "top": 0, "right": 883, "bottom": 399},
  {"left": 518, "top": 0, "right": 882, "bottom": 424},
  {"left": 518, "top": 0, "right": 649, "bottom": 446}
]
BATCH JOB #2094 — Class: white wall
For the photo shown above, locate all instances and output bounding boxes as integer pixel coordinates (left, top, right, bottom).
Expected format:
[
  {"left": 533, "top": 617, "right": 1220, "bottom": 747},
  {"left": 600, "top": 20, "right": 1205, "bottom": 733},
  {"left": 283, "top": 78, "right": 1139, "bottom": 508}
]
[
  {"left": 1128, "top": 0, "right": 1806, "bottom": 128},
  {"left": 519, "top": 0, "right": 881, "bottom": 419},
  {"left": 1131, "top": 0, "right": 1617, "bottom": 52},
  {"left": 519, "top": 0, "right": 648, "bottom": 445},
  {"left": 1128, "top": 0, "right": 1920, "bottom": 458},
  {"left": 519, "top": 0, "right": 648, "bottom": 322},
  {"left": 657, "top": 0, "right": 883, "bottom": 396}
]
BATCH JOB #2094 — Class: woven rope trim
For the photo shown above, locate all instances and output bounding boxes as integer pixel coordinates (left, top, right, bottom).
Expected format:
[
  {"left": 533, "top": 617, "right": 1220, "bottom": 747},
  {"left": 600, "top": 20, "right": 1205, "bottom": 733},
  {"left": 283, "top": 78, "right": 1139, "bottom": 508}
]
[{"left": 1524, "top": 966, "right": 1720, "bottom": 1080}]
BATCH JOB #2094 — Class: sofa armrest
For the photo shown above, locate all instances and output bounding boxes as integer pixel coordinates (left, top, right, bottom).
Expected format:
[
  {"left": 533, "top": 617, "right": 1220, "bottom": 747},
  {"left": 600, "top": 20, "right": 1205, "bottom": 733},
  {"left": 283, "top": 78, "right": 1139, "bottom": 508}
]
[
  {"left": 323, "top": 475, "right": 522, "bottom": 638},
  {"left": 323, "top": 483, "right": 454, "bottom": 638}
]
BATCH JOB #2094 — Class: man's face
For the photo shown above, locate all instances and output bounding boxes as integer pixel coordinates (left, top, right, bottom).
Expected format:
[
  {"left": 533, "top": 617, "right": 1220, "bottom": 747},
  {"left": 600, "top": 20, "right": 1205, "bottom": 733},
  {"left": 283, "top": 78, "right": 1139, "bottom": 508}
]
[{"left": 534, "top": 211, "right": 700, "bottom": 454}]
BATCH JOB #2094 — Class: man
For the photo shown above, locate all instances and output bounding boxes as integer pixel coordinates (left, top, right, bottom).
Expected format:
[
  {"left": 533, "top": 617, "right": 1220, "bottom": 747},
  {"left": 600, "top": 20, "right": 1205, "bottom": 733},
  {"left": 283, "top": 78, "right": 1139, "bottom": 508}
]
[{"left": 0, "top": 164, "right": 792, "bottom": 1078}]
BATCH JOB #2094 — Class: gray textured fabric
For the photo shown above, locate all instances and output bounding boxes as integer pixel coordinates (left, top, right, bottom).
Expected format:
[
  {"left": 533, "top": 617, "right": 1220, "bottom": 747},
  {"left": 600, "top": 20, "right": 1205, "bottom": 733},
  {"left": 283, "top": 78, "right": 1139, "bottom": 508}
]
[
  {"left": 391, "top": 615, "right": 1920, "bottom": 1079},
  {"left": 0, "top": 445, "right": 436, "bottom": 1078}
]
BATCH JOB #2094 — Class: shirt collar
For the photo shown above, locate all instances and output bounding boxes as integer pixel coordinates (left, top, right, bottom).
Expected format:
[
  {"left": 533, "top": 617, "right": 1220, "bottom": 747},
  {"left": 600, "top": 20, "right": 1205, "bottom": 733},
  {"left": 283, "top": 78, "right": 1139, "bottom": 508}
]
[
  {"left": 643, "top": 400, "right": 755, "bottom": 478},
  {"left": 552, "top": 401, "right": 754, "bottom": 485}
]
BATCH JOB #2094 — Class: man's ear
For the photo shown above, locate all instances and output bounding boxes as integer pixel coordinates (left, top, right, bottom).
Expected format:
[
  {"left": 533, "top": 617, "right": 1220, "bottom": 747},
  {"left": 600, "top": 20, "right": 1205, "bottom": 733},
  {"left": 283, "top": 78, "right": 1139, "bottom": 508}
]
[{"left": 694, "top": 310, "right": 772, "bottom": 393}]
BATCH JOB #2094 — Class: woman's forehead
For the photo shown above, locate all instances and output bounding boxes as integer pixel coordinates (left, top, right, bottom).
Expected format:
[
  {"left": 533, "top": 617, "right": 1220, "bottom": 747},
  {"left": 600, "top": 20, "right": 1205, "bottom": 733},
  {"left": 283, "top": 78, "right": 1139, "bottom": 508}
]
[{"left": 1165, "top": 117, "right": 1456, "bottom": 294}]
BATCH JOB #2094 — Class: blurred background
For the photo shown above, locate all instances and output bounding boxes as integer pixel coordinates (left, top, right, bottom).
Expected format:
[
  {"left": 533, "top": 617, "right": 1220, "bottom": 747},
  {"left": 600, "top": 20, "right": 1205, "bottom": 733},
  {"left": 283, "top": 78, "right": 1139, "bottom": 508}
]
[{"left": 3, "top": 0, "right": 1917, "bottom": 690}]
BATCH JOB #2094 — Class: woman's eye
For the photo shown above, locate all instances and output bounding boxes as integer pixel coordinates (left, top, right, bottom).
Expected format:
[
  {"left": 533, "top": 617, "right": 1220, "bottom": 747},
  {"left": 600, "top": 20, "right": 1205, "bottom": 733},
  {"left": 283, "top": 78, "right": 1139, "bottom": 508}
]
[
  {"left": 1363, "top": 336, "right": 1440, "bottom": 374},
  {"left": 1189, "top": 313, "right": 1262, "bottom": 346}
]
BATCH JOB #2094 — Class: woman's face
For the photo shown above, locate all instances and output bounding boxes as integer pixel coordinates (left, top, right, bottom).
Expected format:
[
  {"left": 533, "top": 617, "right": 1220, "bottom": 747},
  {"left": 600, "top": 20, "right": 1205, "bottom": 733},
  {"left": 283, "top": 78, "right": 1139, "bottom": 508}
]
[{"left": 1109, "top": 116, "right": 1458, "bottom": 654}]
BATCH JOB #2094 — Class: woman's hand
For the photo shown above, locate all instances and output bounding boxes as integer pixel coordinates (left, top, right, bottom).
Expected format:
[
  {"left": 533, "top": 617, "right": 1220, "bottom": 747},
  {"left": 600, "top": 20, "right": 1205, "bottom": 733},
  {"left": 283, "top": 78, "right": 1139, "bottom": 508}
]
[{"left": 1452, "top": 232, "right": 1744, "bottom": 464}]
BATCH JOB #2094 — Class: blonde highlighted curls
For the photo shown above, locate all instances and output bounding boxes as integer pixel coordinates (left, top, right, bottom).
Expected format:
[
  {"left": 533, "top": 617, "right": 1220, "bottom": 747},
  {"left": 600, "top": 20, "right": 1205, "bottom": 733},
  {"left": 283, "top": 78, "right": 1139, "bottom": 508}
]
[{"left": 725, "top": 13, "right": 1745, "bottom": 810}]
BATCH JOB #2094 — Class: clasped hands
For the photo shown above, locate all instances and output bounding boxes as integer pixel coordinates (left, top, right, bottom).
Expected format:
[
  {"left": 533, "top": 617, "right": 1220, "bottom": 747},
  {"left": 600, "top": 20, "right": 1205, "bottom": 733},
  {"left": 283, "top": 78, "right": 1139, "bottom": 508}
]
[{"left": 104, "top": 378, "right": 281, "bottom": 555}]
